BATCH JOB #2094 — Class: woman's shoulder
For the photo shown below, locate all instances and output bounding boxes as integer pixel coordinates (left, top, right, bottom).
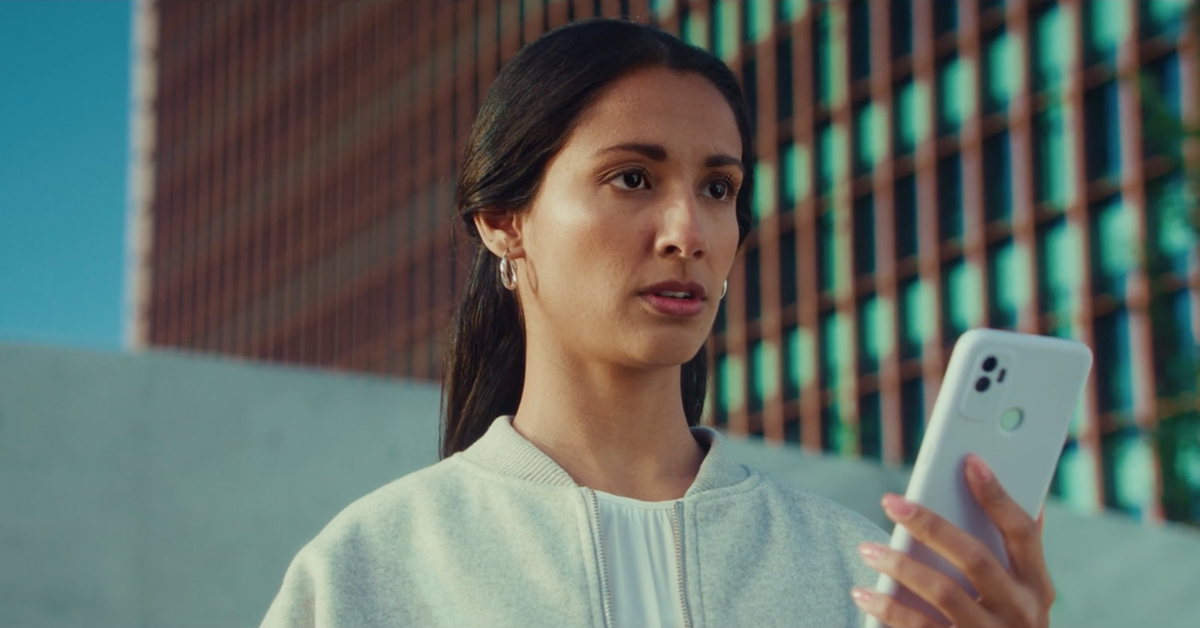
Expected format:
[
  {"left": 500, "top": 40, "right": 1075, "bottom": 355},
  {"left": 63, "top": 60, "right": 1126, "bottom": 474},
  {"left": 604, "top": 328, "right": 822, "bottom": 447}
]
[{"left": 739, "top": 464, "right": 890, "bottom": 544}]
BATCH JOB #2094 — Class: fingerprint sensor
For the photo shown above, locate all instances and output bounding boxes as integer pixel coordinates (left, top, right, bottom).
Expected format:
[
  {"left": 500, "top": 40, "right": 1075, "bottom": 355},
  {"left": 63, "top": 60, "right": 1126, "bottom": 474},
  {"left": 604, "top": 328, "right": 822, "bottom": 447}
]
[{"left": 999, "top": 408, "right": 1024, "bottom": 433}]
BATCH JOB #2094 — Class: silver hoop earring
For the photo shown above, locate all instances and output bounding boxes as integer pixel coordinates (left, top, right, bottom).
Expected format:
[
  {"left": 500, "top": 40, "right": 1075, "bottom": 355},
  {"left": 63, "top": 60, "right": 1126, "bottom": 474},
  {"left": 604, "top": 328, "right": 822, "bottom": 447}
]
[
  {"left": 499, "top": 253, "right": 517, "bottom": 290},
  {"left": 721, "top": 280, "right": 727, "bottom": 300}
]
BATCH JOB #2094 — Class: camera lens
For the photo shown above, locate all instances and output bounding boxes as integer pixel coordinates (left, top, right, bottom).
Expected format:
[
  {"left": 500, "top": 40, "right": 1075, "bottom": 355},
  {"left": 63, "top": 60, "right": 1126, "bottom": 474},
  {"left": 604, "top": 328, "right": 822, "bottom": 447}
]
[
  {"left": 975, "top": 376, "right": 991, "bottom": 392},
  {"left": 982, "top": 356, "right": 998, "bottom": 372}
]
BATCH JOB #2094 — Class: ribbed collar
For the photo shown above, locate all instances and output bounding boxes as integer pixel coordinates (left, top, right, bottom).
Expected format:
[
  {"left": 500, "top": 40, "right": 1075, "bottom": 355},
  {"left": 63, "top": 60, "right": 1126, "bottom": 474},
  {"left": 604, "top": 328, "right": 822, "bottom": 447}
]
[{"left": 460, "top": 415, "right": 750, "bottom": 496}]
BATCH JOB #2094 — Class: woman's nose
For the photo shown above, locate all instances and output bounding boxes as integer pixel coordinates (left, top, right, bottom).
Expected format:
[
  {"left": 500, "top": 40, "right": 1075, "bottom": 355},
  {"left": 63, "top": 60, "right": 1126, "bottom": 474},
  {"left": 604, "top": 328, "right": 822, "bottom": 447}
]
[{"left": 654, "top": 192, "right": 707, "bottom": 261}]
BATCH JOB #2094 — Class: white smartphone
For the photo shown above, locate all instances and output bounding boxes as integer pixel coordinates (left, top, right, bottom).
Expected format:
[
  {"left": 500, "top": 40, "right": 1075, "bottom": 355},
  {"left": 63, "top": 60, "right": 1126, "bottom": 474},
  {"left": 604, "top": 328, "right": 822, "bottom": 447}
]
[{"left": 866, "top": 328, "right": 1093, "bottom": 628}]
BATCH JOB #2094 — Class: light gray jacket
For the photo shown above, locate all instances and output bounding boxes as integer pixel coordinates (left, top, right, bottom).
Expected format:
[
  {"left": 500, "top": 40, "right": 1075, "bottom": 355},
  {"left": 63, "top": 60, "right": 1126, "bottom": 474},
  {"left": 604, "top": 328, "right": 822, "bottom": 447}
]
[{"left": 261, "top": 417, "right": 889, "bottom": 627}]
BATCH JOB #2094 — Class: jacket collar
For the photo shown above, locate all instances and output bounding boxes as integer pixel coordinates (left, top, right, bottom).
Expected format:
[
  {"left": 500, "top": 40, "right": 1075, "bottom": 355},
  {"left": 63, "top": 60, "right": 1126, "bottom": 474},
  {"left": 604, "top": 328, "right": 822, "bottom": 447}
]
[{"left": 460, "top": 415, "right": 749, "bottom": 496}]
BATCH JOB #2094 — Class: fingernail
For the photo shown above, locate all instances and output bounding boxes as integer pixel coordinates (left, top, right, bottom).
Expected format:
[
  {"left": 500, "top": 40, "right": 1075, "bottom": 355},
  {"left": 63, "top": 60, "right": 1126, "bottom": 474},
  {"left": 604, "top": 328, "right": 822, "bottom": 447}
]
[
  {"left": 882, "top": 494, "right": 915, "bottom": 519},
  {"left": 968, "top": 455, "right": 993, "bottom": 483},
  {"left": 858, "top": 542, "right": 884, "bottom": 562},
  {"left": 851, "top": 587, "right": 874, "bottom": 607}
]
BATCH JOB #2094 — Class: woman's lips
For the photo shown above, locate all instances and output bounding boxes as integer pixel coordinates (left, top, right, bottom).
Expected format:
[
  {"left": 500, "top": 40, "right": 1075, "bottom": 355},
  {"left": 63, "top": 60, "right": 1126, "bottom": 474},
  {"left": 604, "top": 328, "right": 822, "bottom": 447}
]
[{"left": 641, "top": 293, "right": 704, "bottom": 317}]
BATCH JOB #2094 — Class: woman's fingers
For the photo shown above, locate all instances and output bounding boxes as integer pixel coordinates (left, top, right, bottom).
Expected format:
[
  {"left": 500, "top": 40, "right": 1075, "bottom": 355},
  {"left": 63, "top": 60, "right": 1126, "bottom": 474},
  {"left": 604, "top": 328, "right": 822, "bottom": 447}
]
[
  {"left": 963, "top": 455, "right": 1056, "bottom": 609},
  {"left": 850, "top": 586, "right": 951, "bottom": 628},
  {"left": 880, "top": 492, "right": 1020, "bottom": 615},
  {"left": 856, "top": 542, "right": 991, "bottom": 627}
]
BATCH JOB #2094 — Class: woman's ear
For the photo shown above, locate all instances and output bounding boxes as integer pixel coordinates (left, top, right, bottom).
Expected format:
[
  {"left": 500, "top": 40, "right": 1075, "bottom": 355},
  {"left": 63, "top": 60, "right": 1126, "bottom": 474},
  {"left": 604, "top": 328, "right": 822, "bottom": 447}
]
[{"left": 473, "top": 210, "right": 526, "bottom": 259}]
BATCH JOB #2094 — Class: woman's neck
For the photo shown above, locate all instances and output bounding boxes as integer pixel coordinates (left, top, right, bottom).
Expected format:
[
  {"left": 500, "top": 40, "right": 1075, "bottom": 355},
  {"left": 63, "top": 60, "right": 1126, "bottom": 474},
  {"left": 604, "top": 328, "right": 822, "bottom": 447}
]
[{"left": 510, "top": 350, "right": 707, "bottom": 502}]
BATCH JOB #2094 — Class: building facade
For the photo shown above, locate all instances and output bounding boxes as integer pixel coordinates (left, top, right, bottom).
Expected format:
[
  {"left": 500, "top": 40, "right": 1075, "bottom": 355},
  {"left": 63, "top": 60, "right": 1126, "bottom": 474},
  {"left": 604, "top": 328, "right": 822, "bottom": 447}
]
[{"left": 133, "top": 0, "right": 1200, "bottom": 523}]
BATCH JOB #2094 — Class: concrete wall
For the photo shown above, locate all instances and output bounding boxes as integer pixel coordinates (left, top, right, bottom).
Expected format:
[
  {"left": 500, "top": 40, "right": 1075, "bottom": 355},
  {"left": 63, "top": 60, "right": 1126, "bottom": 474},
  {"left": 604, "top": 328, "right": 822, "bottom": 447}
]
[{"left": 2, "top": 342, "right": 1199, "bottom": 627}]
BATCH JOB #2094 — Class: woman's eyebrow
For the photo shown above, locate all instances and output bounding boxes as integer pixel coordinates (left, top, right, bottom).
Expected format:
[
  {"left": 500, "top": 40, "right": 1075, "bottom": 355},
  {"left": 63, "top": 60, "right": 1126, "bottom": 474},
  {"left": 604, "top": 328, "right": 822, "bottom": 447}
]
[{"left": 598, "top": 142, "right": 745, "bottom": 173}]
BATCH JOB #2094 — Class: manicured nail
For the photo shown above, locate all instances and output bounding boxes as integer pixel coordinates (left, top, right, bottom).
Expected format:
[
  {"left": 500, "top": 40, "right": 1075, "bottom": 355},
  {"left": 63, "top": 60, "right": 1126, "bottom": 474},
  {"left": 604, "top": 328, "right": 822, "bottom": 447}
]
[
  {"left": 968, "top": 455, "right": 993, "bottom": 483},
  {"left": 858, "top": 542, "right": 884, "bottom": 562},
  {"left": 882, "top": 494, "right": 915, "bottom": 519},
  {"left": 851, "top": 587, "right": 874, "bottom": 607}
]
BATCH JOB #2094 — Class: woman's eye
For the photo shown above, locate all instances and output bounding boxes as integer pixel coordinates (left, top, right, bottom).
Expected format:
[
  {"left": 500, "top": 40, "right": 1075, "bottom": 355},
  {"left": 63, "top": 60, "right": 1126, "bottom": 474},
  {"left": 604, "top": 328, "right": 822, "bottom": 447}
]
[
  {"left": 707, "top": 180, "right": 730, "bottom": 200},
  {"left": 612, "top": 171, "right": 647, "bottom": 190}
]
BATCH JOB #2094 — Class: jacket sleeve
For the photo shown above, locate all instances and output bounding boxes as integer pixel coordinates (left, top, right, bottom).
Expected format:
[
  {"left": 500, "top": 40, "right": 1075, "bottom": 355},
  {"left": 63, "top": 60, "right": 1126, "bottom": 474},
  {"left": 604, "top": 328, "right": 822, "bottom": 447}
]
[{"left": 260, "top": 548, "right": 320, "bottom": 628}]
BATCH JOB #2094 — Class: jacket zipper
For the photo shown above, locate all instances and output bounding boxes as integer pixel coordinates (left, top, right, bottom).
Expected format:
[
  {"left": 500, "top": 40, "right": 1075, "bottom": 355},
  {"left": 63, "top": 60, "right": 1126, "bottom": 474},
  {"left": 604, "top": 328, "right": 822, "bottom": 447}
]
[
  {"left": 587, "top": 489, "right": 614, "bottom": 628},
  {"left": 671, "top": 501, "right": 693, "bottom": 628}
]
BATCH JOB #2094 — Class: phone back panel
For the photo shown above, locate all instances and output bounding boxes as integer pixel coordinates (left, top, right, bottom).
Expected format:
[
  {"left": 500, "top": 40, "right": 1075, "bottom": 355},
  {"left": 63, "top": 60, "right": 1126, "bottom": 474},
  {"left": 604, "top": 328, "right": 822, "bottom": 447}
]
[{"left": 868, "top": 329, "right": 1092, "bottom": 627}]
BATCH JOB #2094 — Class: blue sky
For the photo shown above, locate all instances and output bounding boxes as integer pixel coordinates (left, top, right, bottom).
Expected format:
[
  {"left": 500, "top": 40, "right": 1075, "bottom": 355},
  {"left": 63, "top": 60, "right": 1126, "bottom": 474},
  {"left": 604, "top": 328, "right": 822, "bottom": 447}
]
[{"left": 0, "top": 1, "right": 131, "bottom": 350}]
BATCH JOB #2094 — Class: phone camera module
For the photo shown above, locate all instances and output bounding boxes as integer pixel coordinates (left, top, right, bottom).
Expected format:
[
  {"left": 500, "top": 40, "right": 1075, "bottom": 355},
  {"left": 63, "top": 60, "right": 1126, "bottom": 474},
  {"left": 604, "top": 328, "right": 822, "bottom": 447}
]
[
  {"left": 975, "top": 376, "right": 991, "bottom": 392},
  {"left": 982, "top": 356, "right": 998, "bottom": 372}
]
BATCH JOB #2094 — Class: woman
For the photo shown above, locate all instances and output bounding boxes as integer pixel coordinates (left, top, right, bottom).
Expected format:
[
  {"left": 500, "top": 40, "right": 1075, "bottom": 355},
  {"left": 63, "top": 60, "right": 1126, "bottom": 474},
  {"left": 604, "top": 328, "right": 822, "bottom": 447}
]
[{"left": 262, "top": 19, "right": 1054, "bottom": 628}]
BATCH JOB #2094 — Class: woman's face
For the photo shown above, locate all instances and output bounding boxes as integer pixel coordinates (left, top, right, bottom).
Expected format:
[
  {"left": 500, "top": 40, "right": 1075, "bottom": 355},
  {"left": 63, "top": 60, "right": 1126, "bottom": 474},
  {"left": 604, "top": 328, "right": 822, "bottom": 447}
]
[{"left": 511, "top": 66, "right": 743, "bottom": 369}]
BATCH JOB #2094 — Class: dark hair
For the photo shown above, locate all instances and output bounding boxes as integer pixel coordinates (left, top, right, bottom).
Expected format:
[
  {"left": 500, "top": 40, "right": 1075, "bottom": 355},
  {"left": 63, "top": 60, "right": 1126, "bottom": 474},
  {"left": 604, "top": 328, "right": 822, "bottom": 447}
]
[{"left": 440, "top": 18, "right": 754, "bottom": 459}]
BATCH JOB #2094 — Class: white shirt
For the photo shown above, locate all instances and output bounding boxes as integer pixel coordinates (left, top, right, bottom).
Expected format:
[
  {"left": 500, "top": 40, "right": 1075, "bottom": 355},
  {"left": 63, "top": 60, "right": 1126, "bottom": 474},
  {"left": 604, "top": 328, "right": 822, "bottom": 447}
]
[{"left": 594, "top": 490, "right": 687, "bottom": 628}]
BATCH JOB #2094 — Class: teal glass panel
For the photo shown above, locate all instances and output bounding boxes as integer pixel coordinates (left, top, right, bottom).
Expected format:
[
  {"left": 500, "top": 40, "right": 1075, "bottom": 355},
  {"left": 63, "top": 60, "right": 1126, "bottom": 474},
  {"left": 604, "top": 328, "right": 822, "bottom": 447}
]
[
  {"left": 938, "top": 154, "right": 963, "bottom": 242},
  {"left": 750, "top": 339, "right": 781, "bottom": 412},
  {"left": 857, "top": 294, "right": 893, "bottom": 373},
  {"left": 1146, "top": 172, "right": 1195, "bottom": 277},
  {"left": 781, "top": 141, "right": 811, "bottom": 207},
  {"left": 854, "top": 101, "right": 884, "bottom": 173},
  {"left": 1036, "top": 217, "right": 1082, "bottom": 336},
  {"left": 1084, "top": 82, "right": 1122, "bottom": 182},
  {"left": 860, "top": 392, "right": 883, "bottom": 460},
  {"left": 682, "top": 9, "right": 710, "bottom": 49},
  {"left": 1103, "top": 429, "right": 1156, "bottom": 518},
  {"left": 816, "top": 123, "right": 835, "bottom": 196},
  {"left": 1088, "top": 195, "right": 1134, "bottom": 299},
  {"left": 933, "top": 0, "right": 956, "bottom": 35},
  {"left": 711, "top": 1, "right": 740, "bottom": 61},
  {"left": 983, "top": 29, "right": 1018, "bottom": 113},
  {"left": 1094, "top": 308, "right": 1134, "bottom": 417},
  {"left": 1083, "top": 0, "right": 1129, "bottom": 66},
  {"left": 820, "top": 310, "right": 849, "bottom": 391},
  {"left": 895, "top": 175, "right": 918, "bottom": 258},
  {"left": 899, "top": 276, "right": 931, "bottom": 359},
  {"left": 717, "top": 352, "right": 746, "bottom": 418},
  {"left": 983, "top": 131, "right": 1012, "bottom": 223},
  {"left": 814, "top": 7, "right": 832, "bottom": 105},
  {"left": 745, "top": 0, "right": 772, "bottom": 44},
  {"left": 853, "top": 194, "right": 876, "bottom": 276},
  {"left": 937, "top": 55, "right": 973, "bottom": 133},
  {"left": 849, "top": 0, "right": 870, "bottom": 80},
  {"left": 1158, "top": 411, "right": 1200, "bottom": 522},
  {"left": 777, "top": 0, "right": 808, "bottom": 23},
  {"left": 1143, "top": 52, "right": 1182, "bottom": 160},
  {"left": 817, "top": 210, "right": 836, "bottom": 293},
  {"left": 1054, "top": 442, "right": 1101, "bottom": 513},
  {"left": 780, "top": 231, "right": 798, "bottom": 307},
  {"left": 753, "top": 161, "right": 777, "bottom": 221},
  {"left": 822, "top": 401, "right": 854, "bottom": 455},
  {"left": 901, "top": 377, "right": 925, "bottom": 464},
  {"left": 1140, "top": 0, "right": 1188, "bottom": 40},
  {"left": 942, "top": 258, "right": 983, "bottom": 343},
  {"left": 987, "top": 239, "right": 1023, "bottom": 329},
  {"left": 745, "top": 246, "right": 762, "bottom": 320},
  {"left": 1153, "top": 289, "right": 1197, "bottom": 398},
  {"left": 1033, "top": 105, "right": 1072, "bottom": 211},
  {"left": 891, "top": 0, "right": 912, "bottom": 58},
  {"left": 1032, "top": 2, "right": 1068, "bottom": 93},
  {"left": 777, "top": 37, "right": 794, "bottom": 121},
  {"left": 893, "top": 79, "right": 929, "bottom": 155},
  {"left": 784, "top": 324, "right": 816, "bottom": 396}
]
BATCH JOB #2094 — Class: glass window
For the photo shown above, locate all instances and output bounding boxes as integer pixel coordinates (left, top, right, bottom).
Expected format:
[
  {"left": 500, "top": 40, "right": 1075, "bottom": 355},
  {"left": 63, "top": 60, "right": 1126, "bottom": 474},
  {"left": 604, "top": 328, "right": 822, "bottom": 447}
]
[
  {"left": 1031, "top": 2, "right": 1068, "bottom": 93},
  {"left": 1140, "top": 0, "right": 1188, "bottom": 40},
  {"left": 742, "top": 58, "right": 758, "bottom": 136},
  {"left": 777, "top": 37, "right": 794, "bottom": 122},
  {"left": 1033, "top": 105, "right": 1073, "bottom": 211},
  {"left": 890, "top": 0, "right": 912, "bottom": 58},
  {"left": 1036, "top": 216, "right": 1082, "bottom": 336},
  {"left": 855, "top": 101, "right": 884, "bottom": 174},
  {"left": 933, "top": 0, "right": 957, "bottom": 35},
  {"left": 860, "top": 392, "right": 883, "bottom": 460},
  {"left": 858, "top": 294, "right": 893, "bottom": 373},
  {"left": 1143, "top": 52, "right": 1182, "bottom": 160},
  {"left": 1158, "top": 411, "right": 1200, "bottom": 522},
  {"left": 820, "top": 310, "right": 850, "bottom": 391},
  {"left": 712, "top": 1, "right": 739, "bottom": 61},
  {"left": 780, "top": 141, "right": 811, "bottom": 207},
  {"left": 1094, "top": 307, "right": 1134, "bottom": 416},
  {"left": 682, "top": 7, "right": 710, "bottom": 50},
  {"left": 817, "top": 210, "right": 836, "bottom": 294},
  {"left": 822, "top": 401, "right": 853, "bottom": 454},
  {"left": 982, "top": 29, "right": 1018, "bottom": 113},
  {"left": 1146, "top": 172, "right": 1195, "bottom": 277},
  {"left": 780, "top": 230, "right": 798, "bottom": 306},
  {"left": 744, "top": 0, "right": 772, "bottom": 44},
  {"left": 784, "top": 324, "right": 815, "bottom": 397},
  {"left": 983, "top": 131, "right": 1012, "bottom": 223},
  {"left": 814, "top": 7, "right": 833, "bottom": 105},
  {"left": 1102, "top": 428, "right": 1156, "bottom": 517},
  {"left": 901, "top": 377, "right": 925, "bottom": 464},
  {"left": 895, "top": 174, "right": 918, "bottom": 259},
  {"left": 937, "top": 54, "right": 974, "bottom": 134},
  {"left": 750, "top": 339, "right": 780, "bottom": 413},
  {"left": 1083, "top": 0, "right": 1129, "bottom": 66},
  {"left": 987, "top": 238, "right": 1027, "bottom": 329},
  {"left": 938, "top": 154, "right": 963, "bottom": 242},
  {"left": 716, "top": 352, "right": 746, "bottom": 421},
  {"left": 777, "top": 0, "right": 806, "bottom": 23},
  {"left": 1088, "top": 195, "right": 1134, "bottom": 299},
  {"left": 893, "top": 79, "right": 929, "bottom": 155},
  {"left": 899, "top": 276, "right": 931, "bottom": 359},
  {"left": 816, "top": 123, "right": 846, "bottom": 196},
  {"left": 941, "top": 258, "right": 983, "bottom": 343},
  {"left": 1154, "top": 288, "right": 1197, "bottom": 398},
  {"left": 854, "top": 194, "right": 876, "bottom": 276},
  {"left": 1054, "top": 441, "right": 1102, "bottom": 512},
  {"left": 1084, "top": 82, "right": 1122, "bottom": 182},
  {"left": 745, "top": 245, "right": 762, "bottom": 320},
  {"left": 849, "top": 0, "right": 871, "bottom": 81},
  {"left": 753, "top": 160, "right": 776, "bottom": 221}
]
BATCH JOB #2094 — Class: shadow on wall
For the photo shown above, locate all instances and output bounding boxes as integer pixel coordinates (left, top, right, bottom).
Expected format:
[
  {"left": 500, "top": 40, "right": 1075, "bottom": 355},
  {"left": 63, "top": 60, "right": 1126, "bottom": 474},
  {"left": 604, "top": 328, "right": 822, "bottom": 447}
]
[{"left": 1, "top": 342, "right": 1198, "bottom": 627}]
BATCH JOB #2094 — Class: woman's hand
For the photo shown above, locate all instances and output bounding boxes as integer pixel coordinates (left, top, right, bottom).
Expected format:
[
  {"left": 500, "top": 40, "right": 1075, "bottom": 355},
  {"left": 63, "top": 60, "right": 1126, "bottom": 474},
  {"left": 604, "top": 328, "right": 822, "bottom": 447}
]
[{"left": 850, "top": 454, "right": 1055, "bottom": 628}]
